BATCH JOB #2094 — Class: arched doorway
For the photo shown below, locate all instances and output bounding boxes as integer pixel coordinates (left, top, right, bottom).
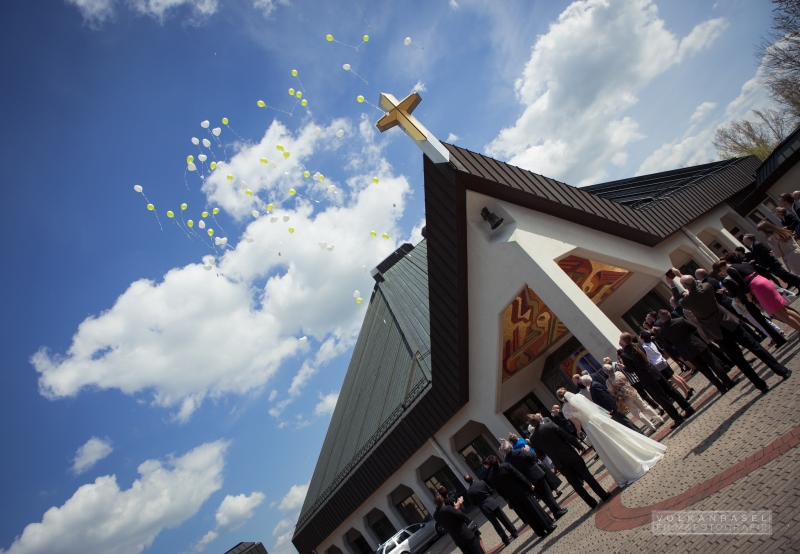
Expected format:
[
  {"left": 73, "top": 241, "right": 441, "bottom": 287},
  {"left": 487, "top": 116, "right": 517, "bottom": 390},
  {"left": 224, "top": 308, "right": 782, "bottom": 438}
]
[{"left": 365, "top": 508, "right": 397, "bottom": 544}]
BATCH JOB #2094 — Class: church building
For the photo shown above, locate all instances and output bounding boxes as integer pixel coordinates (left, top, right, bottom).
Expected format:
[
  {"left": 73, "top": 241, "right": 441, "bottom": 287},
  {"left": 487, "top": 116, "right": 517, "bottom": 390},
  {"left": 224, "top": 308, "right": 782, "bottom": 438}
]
[{"left": 291, "top": 94, "right": 800, "bottom": 554}]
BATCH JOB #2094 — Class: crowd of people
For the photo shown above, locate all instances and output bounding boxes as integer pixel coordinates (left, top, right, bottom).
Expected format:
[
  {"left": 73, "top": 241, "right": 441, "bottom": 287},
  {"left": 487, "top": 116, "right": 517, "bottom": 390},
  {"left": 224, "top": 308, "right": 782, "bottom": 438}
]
[{"left": 433, "top": 209, "right": 800, "bottom": 554}]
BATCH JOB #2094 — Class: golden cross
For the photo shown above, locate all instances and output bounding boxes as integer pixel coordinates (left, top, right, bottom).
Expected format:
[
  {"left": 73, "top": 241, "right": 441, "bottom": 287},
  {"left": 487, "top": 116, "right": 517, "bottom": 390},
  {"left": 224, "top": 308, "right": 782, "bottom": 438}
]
[{"left": 375, "top": 92, "right": 450, "bottom": 164}]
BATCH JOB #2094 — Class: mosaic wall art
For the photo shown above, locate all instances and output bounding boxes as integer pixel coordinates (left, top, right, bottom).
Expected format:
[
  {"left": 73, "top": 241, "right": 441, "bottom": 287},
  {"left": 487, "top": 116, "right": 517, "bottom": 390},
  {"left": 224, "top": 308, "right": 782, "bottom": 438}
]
[{"left": 500, "top": 255, "right": 632, "bottom": 382}]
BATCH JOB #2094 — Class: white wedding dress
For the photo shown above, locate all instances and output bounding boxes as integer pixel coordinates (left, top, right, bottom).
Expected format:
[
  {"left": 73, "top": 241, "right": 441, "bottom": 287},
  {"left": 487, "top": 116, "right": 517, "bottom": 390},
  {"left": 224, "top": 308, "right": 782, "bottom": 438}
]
[{"left": 562, "top": 392, "right": 666, "bottom": 487}]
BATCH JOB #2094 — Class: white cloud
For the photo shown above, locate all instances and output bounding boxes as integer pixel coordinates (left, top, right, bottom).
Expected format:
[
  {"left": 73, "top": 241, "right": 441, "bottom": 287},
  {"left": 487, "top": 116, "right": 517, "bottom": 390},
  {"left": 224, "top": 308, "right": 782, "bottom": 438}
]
[
  {"left": 2, "top": 441, "right": 227, "bottom": 554},
  {"left": 71, "top": 437, "right": 113, "bottom": 475},
  {"left": 636, "top": 53, "right": 780, "bottom": 175},
  {"left": 128, "top": 0, "right": 219, "bottom": 22},
  {"left": 253, "top": 0, "right": 288, "bottom": 17},
  {"left": 194, "top": 491, "right": 266, "bottom": 551},
  {"left": 31, "top": 120, "right": 410, "bottom": 422},
  {"left": 445, "top": 133, "right": 460, "bottom": 143},
  {"left": 65, "top": 0, "right": 115, "bottom": 26},
  {"left": 486, "top": 0, "right": 727, "bottom": 186},
  {"left": 269, "top": 482, "right": 309, "bottom": 554},
  {"left": 449, "top": 0, "right": 459, "bottom": 8},
  {"left": 410, "top": 81, "right": 427, "bottom": 94},
  {"left": 313, "top": 391, "right": 339, "bottom": 416},
  {"left": 690, "top": 101, "right": 717, "bottom": 123}
]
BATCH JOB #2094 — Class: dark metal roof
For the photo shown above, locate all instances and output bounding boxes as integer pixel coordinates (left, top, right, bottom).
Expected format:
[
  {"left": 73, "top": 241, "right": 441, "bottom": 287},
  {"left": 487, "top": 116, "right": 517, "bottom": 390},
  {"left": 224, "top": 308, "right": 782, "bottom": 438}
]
[
  {"left": 582, "top": 158, "right": 745, "bottom": 209},
  {"left": 757, "top": 124, "right": 800, "bottom": 189},
  {"left": 224, "top": 542, "right": 268, "bottom": 554},
  {"left": 293, "top": 168, "right": 472, "bottom": 554},
  {"left": 444, "top": 143, "right": 761, "bottom": 246}
]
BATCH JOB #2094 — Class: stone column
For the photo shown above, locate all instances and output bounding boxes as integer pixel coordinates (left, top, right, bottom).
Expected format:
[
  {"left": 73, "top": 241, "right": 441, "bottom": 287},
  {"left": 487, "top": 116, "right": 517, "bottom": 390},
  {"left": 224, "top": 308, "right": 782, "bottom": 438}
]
[
  {"left": 379, "top": 495, "right": 406, "bottom": 533},
  {"left": 680, "top": 228, "right": 718, "bottom": 268}
]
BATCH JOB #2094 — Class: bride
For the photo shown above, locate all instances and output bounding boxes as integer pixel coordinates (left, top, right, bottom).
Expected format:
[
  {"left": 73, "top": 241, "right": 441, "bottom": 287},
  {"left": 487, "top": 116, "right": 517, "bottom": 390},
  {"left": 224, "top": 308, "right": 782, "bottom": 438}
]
[{"left": 557, "top": 387, "right": 666, "bottom": 488}]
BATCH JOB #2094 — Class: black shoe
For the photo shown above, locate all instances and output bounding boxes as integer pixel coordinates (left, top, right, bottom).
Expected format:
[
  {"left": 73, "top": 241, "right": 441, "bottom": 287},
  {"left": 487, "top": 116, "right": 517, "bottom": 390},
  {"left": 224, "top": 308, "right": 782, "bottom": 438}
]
[
  {"left": 686, "top": 388, "right": 695, "bottom": 400},
  {"left": 719, "top": 388, "right": 728, "bottom": 395},
  {"left": 657, "top": 408, "right": 665, "bottom": 416},
  {"left": 781, "top": 369, "right": 792, "bottom": 380},
  {"left": 502, "top": 539, "right": 511, "bottom": 546},
  {"left": 729, "top": 376, "right": 741, "bottom": 386},
  {"left": 510, "top": 534, "right": 519, "bottom": 540},
  {"left": 554, "top": 508, "right": 568, "bottom": 519},
  {"left": 671, "top": 419, "right": 684, "bottom": 429},
  {"left": 760, "top": 386, "right": 770, "bottom": 394},
  {"left": 684, "top": 407, "right": 696, "bottom": 418}
]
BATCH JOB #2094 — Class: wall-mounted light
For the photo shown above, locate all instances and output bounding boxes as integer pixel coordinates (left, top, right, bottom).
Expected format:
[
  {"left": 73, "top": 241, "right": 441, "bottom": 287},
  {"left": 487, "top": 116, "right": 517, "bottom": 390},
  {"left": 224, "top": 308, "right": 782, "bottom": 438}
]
[{"left": 480, "top": 207, "right": 504, "bottom": 230}]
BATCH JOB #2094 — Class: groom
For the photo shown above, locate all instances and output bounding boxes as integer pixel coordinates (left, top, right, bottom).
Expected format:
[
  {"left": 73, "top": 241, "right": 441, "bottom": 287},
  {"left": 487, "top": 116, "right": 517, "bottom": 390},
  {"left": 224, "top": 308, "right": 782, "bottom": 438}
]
[{"left": 528, "top": 416, "right": 610, "bottom": 509}]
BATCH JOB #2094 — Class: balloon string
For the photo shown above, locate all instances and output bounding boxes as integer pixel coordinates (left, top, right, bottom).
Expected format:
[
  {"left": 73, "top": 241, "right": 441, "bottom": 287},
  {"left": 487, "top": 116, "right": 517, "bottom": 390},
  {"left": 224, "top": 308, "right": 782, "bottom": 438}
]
[
  {"left": 211, "top": 215, "right": 229, "bottom": 238},
  {"left": 179, "top": 213, "right": 197, "bottom": 241},
  {"left": 289, "top": 99, "right": 299, "bottom": 116},
  {"left": 333, "top": 39, "right": 359, "bottom": 50},
  {"left": 362, "top": 100, "right": 384, "bottom": 113},
  {"left": 294, "top": 192, "right": 320, "bottom": 204},
  {"left": 261, "top": 103, "right": 293, "bottom": 116},
  {"left": 172, "top": 218, "right": 192, "bottom": 239},
  {"left": 349, "top": 69, "right": 368, "bottom": 84},
  {"left": 294, "top": 76, "right": 306, "bottom": 93},
  {"left": 351, "top": 0, "right": 371, "bottom": 28},
  {"left": 225, "top": 124, "right": 246, "bottom": 143},
  {"left": 183, "top": 168, "right": 192, "bottom": 191},
  {"left": 152, "top": 210, "right": 163, "bottom": 231}
]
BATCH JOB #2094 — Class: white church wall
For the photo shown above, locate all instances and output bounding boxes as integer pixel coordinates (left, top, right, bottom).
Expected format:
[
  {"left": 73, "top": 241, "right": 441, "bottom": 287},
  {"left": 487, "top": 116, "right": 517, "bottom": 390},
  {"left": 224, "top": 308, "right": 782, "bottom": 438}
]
[{"left": 766, "top": 162, "right": 800, "bottom": 199}]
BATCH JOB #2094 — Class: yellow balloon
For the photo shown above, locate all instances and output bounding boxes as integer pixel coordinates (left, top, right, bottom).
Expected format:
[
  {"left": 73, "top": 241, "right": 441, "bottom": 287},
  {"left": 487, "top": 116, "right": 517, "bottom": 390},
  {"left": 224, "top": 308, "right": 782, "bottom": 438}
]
[
  {"left": 181, "top": 203, "right": 188, "bottom": 210},
  {"left": 363, "top": 35, "right": 369, "bottom": 42},
  {"left": 212, "top": 207, "right": 219, "bottom": 215},
  {"left": 187, "top": 219, "right": 194, "bottom": 228},
  {"left": 370, "top": 230, "right": 376, "bottom": 237},
  {"left": 266, "top": 203, "right": 274, "bottom": 211},
  {"left": 319, "top": 174, "right": 324, "bottom": 181},
  {"left": 147, "top": 203, "right": 155, "bottom": 211},
  {"left": 356, "top": 297, "right": 363, "bottom": 304},
  {"left": 167, "top": 210, "right": 175, "bottom": 218},
  {"left": 292, "top": 69, "right": 298, "bottom": 76},
  {"left": 382, "top": 233, "right": 389, "bottom": 240},
  {"left": 246, "top": 189, "right": 253, "bottom": 196},
  {"left": 372, "top": 177, "right": 379, "bottom": 184},
  {"left": 257, "top": 100, "right": 266, "bottom": 108},
  {"left": 208, "top": 229, "right": 214, "bottom": 236},
  {"left": 326, "top": 34, "right": 334, "bottom": 41},
  {"left": 288, "top": 227, "right": 295, "bottom": 234},
  {"left": 222, "top": 117, "right": 229, "bottom": 125},
  {"left": 288, "top": 88, "right": 295, "bottom": 96},
  {"left": 210, "top": 162, "right": 217, "bottom": 170},
  {"left": 202, "top": 211, "right": 209, "bottom": 218},
  {"left": 283, "top": 151, "right": 290, "bottom": 159},
  {"left": 295, "top": 91, "right": 302, "bottom": 99},
  {"left": 260, "top": 157, "right": 268, "bottom": 164},
  {"left": 227, "top": 174, "right": 233, "bottom": 182},
  {"left": 276, "top": 144, "right": 284, "bottom": 151},
  {"left": 186, "top": 155, "right": 194, "bottom": 163},
  {"left": 301, "top": 99, "right": 308, "bottom": 107},
  {"left": 357, "top": 95, "right": 365, "bottom": 103},
  {"left": 303, "top": 171, "right": 310, "bottom": 178},
  {"left": 288, "top": 188, "right": 297, "bottom": 195}
]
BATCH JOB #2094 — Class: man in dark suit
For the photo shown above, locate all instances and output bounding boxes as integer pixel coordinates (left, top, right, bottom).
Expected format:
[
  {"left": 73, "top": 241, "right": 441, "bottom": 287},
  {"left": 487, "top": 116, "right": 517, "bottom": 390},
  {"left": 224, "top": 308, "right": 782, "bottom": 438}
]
[
  {"left": 463, "top": 474, "right": 517, "bottom": 546},
  {"left": 657, "top": 310, "right": 740, "bottom": 394},
  {"left": 528, "top": 417, "right": 610, "bottom": 509},
  {"left": 550, "top": 405, "right": 578, "bottom": 437},
  {"left": 580, "top": 375, "right": 643, "bottom": 434},
  {"left": 501, "top": 441, "right": 567, "bottom": 519},
  {"left": 433, "top": 495, "right": 484, "bottom": 554},
  {"left": 742, "top": 234, "right": 800, "bottom": 290},
  {"left": 672, "top": 273, "right": 791, "bottom": 392}
]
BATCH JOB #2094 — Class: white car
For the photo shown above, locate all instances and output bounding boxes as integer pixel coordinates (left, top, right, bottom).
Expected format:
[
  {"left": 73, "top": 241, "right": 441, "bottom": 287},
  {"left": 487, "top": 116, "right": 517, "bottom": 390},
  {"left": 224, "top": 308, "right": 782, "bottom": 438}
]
[{"left": 375, "top": 521, "right": 444, "bottom": 554}]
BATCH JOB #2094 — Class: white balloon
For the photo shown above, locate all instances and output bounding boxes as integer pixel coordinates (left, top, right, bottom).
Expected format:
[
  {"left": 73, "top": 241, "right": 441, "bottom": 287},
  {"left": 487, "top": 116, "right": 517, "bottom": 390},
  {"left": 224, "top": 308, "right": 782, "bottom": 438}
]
[
  {"left": 212, "top": 127, "right": 221, "bottom": 136},
  {"left": 204, "top": 263, "right": 213, "bottom": 271},
  {"left": 245, "top": 236, "right": 254, "bottom": 243},
  {"left": 343, "top": 63, "right": 351, "bottom": 71},
  {"left": 199, "top": 220, "right": 206, "bottom": 229},
  {"left": 327, "top": 185, "right": 335, "bottom": 193},
  {"left": 252, "top": 210, "right": 260, "bottom": 218},
  {"left": 361, "top": 265, "right": 367, "bottom": 272},
  {"left": 215, "top": 237, "right": 223, "bottom": 245},
  {"left": 404, "top": 37, "right": 411, "bottom": 46},
  {"left": 314, "top": 127, "right": 322, "bottom": 137},
  {"left": 269, "top": 161, "right": 277, "bottom": 168},
  {"left": 327, "top": 245, "right": 335, "bottom": 251},
  {"left": 208, "top": 257, "right": 216, "bottom": 266},
  {"left": 353, "top": 290, "right": 360, "bottom": 298},
  {"left": 201, "top": 120, "right": 210, "bottom": 128},
  {"left": 319, "top": 241, "right": 327, "bottom": 249},
  {"left": 240, "top": 181, "right": 248, "bottom": 190},
  {"left": 283, "top": 215, "right": 290, "bottom": 222},
  {"left": 133, "top": 185, "right": 143, "bottom": 193},
  {"left": 219, "top": 237, "right": 227, "bottom": 245},
  {"left": 187, "top": 162, "right": 197, "bottom": 171},
  {"left": 335, "top": 129, "right": 344, "bottom": 138},
  {"left": 191, "top": 137, "right": 200, "bottom": 145},
  {"left": 299, "top": 336, "right": 308, "bottom": 344},
  {"left": 202, "top": 138, "right": 211, "bottom": 148},
  {"left": 270, "top": 216, "right": 278, "bottom": 223},
  {"left": 198, "top": 154, "right": 207, "bottom": 162}
]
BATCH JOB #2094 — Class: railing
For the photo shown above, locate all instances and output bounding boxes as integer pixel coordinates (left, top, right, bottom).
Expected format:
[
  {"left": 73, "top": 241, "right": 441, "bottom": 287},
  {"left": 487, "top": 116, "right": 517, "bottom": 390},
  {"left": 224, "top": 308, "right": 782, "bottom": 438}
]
[{"left": 295, "top": 349, "right": 432, "bottom": 531}]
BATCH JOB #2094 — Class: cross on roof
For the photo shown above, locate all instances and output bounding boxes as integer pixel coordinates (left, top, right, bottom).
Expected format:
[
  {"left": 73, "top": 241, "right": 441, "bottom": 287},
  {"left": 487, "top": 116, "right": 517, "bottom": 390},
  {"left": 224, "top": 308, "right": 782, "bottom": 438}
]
[{"left": 375, "top": 92, "right": 450, "bottom": 164}]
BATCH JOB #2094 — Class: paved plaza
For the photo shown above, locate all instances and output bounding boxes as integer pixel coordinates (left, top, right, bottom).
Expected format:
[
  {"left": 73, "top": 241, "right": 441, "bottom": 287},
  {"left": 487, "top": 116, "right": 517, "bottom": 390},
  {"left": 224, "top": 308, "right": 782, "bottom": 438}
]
[{"left": 424, "top": 329, "right": 800, "bottom": 554}]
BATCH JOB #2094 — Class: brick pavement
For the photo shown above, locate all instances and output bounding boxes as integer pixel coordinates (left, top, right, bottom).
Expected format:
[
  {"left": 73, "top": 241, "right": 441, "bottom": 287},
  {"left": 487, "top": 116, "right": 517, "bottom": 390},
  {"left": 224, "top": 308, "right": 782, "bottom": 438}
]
[{"left": 423, "top": 332, "right": 800, "bottom": 554}]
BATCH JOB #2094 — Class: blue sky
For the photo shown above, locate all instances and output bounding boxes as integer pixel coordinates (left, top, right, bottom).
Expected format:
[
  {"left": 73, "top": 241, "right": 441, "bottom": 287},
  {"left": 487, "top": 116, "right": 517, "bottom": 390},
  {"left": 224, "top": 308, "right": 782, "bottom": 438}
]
[{"left": 0, "top": 1, "right": 779, "bottom": 553}]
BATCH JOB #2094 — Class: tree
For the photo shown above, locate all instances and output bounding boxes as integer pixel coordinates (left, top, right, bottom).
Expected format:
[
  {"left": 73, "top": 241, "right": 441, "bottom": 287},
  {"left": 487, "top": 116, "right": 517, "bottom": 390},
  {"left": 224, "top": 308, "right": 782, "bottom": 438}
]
[
  {"left": 756, "top": 0, "right": 800, "bottom": 124},
  {"left": 712, "top": 108, "right": 792, "bottom": 160}
]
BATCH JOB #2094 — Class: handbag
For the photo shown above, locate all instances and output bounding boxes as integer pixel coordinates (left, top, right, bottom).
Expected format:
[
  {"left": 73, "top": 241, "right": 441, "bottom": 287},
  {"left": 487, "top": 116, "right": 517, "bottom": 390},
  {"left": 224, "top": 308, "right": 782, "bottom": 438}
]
[{"left": 616, "top": 395, "right": 630, "bottom": 415}]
